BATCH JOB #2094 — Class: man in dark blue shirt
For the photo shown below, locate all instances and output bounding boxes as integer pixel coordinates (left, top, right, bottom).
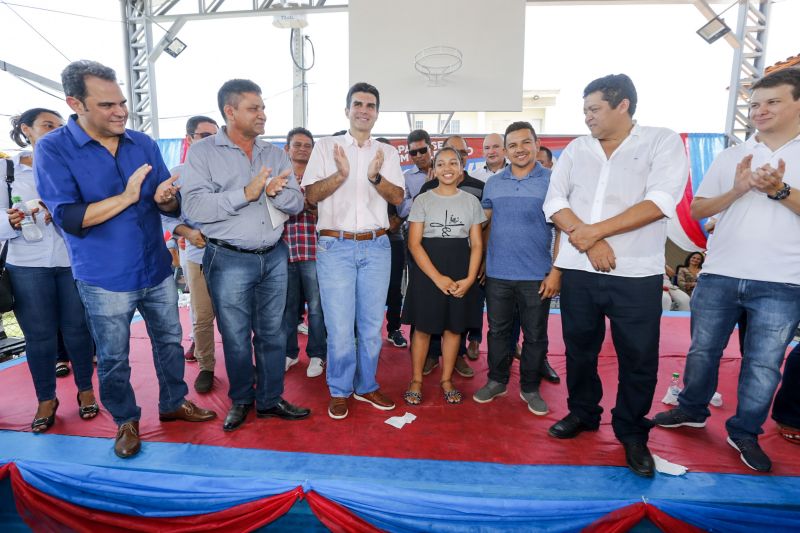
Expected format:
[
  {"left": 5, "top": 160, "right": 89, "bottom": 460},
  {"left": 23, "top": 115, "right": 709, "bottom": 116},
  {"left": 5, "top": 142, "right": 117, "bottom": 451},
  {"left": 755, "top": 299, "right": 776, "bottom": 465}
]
[{"left": 35, "top": 60, "right": 216, "bottom": 459}]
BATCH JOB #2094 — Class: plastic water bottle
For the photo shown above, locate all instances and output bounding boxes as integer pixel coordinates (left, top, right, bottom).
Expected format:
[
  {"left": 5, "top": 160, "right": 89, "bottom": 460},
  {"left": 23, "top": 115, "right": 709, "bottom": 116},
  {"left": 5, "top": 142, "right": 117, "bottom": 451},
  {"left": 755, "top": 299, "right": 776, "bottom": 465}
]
[
  {"left": 669, "top": 372, "right": 681, "bottom": 397},
  {"left": 662, "top": 372, "right": 682, "bottom": 405},
  {"left": 11, "top": 196, "right": 43, "bottom": 242}
]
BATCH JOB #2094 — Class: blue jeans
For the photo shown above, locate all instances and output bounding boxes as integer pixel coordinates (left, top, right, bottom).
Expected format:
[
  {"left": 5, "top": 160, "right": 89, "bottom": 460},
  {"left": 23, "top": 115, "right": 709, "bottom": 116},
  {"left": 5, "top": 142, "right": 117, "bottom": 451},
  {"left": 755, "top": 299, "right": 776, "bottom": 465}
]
[
  {"left": 284, "top": 260, "right": 327, "bottom": 360},
  {"left": 316, "top": 234, "right": 391, "bottom": 397},
  {"left": 76, "top": 275, "right": 188, "bottom": 425},
  {"left": 203, "top": 241, "right": 288, "bottom": 409},
  {"left": 678, "top": 274, "right": 800, "bottom": 440},
  {"left": 8, "top": 265, "right": 94, "bottom": 402}
]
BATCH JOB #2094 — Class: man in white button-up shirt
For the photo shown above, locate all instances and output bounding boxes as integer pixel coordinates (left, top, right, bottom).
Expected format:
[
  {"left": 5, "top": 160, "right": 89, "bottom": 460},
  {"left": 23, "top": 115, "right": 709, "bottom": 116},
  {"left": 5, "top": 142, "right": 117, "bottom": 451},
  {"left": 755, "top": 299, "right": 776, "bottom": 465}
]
[
  {"left": 303, "top": 82, "right": 405, "bottom": 420},
  {"left": 653, "top": 68, "right": 800, "bottom": 473},
  {"left": 542, "top": 74, "right": 687, "bottom": 477}
]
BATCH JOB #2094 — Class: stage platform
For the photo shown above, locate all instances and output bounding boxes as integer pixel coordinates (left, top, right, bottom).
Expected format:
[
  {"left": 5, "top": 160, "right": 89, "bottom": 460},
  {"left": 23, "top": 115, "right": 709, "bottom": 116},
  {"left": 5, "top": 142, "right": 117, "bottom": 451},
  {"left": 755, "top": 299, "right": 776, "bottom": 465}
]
[{"left": 0, "top": 310, "right": 798, "bottom": 532}]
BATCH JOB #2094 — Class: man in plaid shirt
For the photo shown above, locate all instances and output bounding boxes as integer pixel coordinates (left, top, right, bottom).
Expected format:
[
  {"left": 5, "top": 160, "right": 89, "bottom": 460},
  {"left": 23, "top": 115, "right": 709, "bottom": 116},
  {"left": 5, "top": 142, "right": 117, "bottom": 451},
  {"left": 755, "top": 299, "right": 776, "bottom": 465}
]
[{"left": 282, "top": 127, "right": 327, "bottom": 378}]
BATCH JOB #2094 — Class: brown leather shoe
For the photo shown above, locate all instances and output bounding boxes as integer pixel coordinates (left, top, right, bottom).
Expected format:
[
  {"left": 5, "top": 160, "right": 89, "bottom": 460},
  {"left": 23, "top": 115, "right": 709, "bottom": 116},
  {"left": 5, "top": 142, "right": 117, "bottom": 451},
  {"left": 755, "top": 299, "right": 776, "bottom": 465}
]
[
  {"left": 353, "top": 389, "right": 395, "bottom": 411},
  {"left": 159, "top": 400, "right": 217, "bottom": 422},
  {"left": 328, "top": 397, "right": 349, "bottom": 420},
  {"left": 115, "top": 421, "right": 141, "bottom": 459}
]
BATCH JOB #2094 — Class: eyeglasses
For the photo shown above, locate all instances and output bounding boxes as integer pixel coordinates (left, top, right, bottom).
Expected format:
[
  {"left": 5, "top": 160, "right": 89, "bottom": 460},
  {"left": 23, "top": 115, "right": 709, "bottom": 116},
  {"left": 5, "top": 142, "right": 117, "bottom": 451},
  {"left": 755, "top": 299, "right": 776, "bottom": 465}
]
[
  {"left": 192, "top": 132, "right": 215, "bottom": 139},
  {"left": 408, "top": 146, "right": 429, "bottom": 156}
]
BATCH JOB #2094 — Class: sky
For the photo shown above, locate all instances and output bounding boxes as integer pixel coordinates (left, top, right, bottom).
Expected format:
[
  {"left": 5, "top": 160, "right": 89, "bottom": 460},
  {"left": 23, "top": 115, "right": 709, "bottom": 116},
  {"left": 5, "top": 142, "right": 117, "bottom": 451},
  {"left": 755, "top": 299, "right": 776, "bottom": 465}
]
[{"left": 1, "top": 0, "right": 799, "bottom": 151}]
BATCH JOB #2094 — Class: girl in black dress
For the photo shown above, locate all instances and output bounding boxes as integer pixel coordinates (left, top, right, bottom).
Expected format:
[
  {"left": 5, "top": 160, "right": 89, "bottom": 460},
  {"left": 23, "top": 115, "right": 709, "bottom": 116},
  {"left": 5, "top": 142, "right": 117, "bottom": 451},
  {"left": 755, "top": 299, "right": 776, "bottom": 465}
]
[{"left": 403, "top": 147, "right": 486, "bottom": 405}]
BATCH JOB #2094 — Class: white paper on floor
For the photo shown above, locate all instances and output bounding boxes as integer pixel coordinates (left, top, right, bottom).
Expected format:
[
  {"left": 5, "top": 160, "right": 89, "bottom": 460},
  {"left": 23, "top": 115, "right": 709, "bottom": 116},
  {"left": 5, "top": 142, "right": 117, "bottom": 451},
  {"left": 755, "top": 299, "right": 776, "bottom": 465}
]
[
  {"left": 385, "top": 412, "right": 417, "bottom": 429},
  {"left": 653, "top": 454, "right": 688, "bottom": 476}
]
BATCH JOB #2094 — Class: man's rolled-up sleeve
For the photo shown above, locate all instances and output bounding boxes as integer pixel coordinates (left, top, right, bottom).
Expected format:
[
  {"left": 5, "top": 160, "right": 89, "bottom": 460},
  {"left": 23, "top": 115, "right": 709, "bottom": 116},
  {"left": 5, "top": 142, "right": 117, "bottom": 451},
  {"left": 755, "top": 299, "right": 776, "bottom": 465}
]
[
  {"left": 301, "top": 140, "right": 328, "bottom": 188},
  {"left": 542, "top": 147, "right": 574, "bottom": 222},
  {"left": 33, "top": 139, "right": 89, "bottom": 237},
  {"left": 380, "top": 145, "right": 405, "bottom": 188},
  {"left": 643, "top": 132, "right": 689, "bottom": 219}
]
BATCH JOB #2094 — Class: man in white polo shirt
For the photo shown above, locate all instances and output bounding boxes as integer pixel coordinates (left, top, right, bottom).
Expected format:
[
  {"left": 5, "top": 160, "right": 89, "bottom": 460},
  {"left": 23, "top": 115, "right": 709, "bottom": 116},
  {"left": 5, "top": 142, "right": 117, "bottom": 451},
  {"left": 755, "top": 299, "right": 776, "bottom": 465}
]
[
  {"left": 653, "top": 68, "right": 800, "bottom": 473},
  {"left": 543, "top": 74, "right": 687, "bottom": 477},
  {"left": 303, "top": 82, "right": 405, "bottom": 420}
]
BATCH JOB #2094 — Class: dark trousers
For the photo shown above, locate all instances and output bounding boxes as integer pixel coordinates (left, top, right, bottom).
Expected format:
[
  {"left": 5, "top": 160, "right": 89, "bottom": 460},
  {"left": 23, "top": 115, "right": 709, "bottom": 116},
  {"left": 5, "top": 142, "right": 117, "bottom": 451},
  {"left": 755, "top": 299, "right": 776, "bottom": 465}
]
[
  {"left": 485, "top": 278, "right": 550, "bottom": 392},
  {"left": 560, "top": 269, "right": 662, "bottom": 444},
  {"left": 386, "top": 237, "right": 405, "bottom": 333},
  {"left": 8, "top": 265, "right": 95, "bottom": 403},
  {"left": 773, "top": 343, "right": 800, "bottom": 429},
  {"left": 466, "top": 285, "right": 485, "bottom": 343}
]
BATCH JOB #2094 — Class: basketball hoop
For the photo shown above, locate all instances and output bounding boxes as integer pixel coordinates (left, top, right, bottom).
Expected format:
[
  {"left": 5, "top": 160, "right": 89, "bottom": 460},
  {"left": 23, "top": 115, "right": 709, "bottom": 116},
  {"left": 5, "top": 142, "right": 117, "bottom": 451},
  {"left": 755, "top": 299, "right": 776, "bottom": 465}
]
[{"left": 414, "top": 46, "right": 463, "bottom": 87}]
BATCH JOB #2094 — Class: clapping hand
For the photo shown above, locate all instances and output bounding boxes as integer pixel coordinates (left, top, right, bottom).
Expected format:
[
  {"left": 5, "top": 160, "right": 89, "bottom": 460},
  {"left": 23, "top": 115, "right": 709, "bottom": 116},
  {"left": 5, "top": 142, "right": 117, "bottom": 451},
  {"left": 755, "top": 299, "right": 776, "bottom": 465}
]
[
  {"left": 244, "top": 167, "right": 271, "bottom": 202},
  {"left": 333, "top": 144, "right": 350, "bottom": 180},
  {"left": 265, "top": 169, "right": 292, "bottom": 198},
  {"left": 367, "top": 149, "right": 384, "bottom": 181},
  {"left": 122, "top": 164, "right": 152, "bottom": 205},
  {"left": 733, "top": 154, "right": 755, "bottom": 194},
  {"left": 752, "top": 159, "right": 785, "bottom": 196},
  {"left": 154, "top": 174, "right": 180, "bottom": 206}
]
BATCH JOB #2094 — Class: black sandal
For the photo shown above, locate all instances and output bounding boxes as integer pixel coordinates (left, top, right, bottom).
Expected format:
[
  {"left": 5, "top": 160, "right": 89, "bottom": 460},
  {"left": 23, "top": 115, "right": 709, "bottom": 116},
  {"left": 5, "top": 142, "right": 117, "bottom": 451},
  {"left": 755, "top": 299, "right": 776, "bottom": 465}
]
[
  {"left": 403, "top": 380, "right": 423, "bottom": 405},
  {"left": 31, "top": 398, "right": 59, "bottom": 433},
  {"left": 77, "top": 392, "right": 99, "bottom": 420},
  {"left": 441, "top": 380, "right": 462, "bottom": 405}
]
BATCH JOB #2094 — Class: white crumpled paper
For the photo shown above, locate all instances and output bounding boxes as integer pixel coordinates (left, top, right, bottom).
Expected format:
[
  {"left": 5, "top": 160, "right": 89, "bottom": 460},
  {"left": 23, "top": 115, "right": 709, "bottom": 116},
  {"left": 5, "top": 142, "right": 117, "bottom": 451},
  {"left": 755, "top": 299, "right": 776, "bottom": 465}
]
[
  {"left": 653, "top": 454, "right": 688, "bottom": 476},
  {"left": 385, "top": 412, "right": 417, "bottom": 429}
]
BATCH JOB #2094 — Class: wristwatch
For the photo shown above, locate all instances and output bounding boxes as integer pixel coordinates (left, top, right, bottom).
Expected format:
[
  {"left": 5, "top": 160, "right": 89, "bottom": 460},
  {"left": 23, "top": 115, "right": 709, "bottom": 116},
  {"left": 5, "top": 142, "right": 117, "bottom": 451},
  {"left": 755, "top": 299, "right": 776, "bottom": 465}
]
[
  {"left": 368, "top": 173, "right": 382, "bottom": 186},
  {"left": 767, "top": 183, "right": 791, "bottom": 201}
]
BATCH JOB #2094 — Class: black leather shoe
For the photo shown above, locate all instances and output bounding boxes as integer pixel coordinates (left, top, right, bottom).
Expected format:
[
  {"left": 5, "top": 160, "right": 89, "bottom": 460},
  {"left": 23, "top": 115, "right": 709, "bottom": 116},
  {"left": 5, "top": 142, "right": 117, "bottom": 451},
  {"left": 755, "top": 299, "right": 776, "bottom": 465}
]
[
  {"left": 223, "top": 403, "right": 253, "bottom": 432},
  {"left": 548, "top": 413, "right": 596, "bottom": 439},
  {"left": 623, "top": 441, "right": 655, "bottom": 478},
  {"left": 540, "top": 358, "right": 560, "bottom": 384},
  {"left": 257, "top": 399, "right": 311, "bottom": 420}
]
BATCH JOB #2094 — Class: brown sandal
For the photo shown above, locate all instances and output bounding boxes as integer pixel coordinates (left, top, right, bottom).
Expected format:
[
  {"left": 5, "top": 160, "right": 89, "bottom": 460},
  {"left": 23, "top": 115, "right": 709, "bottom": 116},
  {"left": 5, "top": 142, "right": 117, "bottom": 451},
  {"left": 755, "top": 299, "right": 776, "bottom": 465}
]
[{"left": 403, "top": 380, "right": 423, "bottom": 405}]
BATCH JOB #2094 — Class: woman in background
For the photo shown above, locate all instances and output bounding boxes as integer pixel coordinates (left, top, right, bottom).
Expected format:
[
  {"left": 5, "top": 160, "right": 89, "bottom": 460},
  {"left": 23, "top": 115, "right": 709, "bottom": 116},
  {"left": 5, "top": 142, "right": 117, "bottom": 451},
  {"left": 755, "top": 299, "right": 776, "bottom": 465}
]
[{"left": 3, "top": 108, "right": 98, "bottom": 432}]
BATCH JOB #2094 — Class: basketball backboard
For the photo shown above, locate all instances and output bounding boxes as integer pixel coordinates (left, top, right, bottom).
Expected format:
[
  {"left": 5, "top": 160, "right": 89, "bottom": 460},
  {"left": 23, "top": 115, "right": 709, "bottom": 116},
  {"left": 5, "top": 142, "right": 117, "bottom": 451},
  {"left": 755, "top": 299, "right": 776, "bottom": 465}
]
[{"left": 349, "top": 0, "right": 525, "bottom": 112}]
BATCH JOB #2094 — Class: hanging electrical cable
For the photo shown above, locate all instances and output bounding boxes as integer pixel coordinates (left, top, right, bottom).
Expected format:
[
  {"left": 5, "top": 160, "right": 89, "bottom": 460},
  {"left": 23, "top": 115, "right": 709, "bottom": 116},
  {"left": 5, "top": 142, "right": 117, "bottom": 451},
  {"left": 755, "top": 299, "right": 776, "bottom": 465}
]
[{"left": 289, "top": 28, "right": 316, "bottom": 71}]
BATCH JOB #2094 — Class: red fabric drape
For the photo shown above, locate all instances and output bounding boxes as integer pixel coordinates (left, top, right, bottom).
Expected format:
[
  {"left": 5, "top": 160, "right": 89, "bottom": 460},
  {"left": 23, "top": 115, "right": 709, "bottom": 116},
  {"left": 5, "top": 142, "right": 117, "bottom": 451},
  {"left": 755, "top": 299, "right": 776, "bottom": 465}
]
[
  {"left": 305, "top": 490, "right": 385, "bottom": 533},
  {"left": 2, "top": 463, "right": 300, "bottom": 533},
  {"left": 676, "top": 133, "right": 708, "bottom": 250},
  {"left": 584, "top": 502, "right": 705, "bottom": 533}
]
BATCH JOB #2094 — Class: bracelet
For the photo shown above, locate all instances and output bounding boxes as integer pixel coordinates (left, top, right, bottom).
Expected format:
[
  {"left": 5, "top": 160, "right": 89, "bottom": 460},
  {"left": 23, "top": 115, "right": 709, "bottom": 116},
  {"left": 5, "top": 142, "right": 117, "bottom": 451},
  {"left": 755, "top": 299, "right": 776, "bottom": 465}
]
[
  {"left": 368, "top": 173, "right": 382, "bottom": 186},
  {"left": 767, "top": 183, "right": 791, "bottom": 201}
]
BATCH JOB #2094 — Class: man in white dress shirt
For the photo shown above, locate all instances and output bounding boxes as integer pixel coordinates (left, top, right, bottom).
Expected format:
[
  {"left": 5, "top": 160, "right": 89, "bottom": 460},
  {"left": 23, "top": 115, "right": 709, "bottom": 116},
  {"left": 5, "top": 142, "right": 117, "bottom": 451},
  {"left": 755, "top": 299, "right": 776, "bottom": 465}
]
[
  {"left": 542, "top": 74, "right": 687, "bottom": 477},
  {"left": 303, "top": 82, "right": 405, "bottom": 420}
]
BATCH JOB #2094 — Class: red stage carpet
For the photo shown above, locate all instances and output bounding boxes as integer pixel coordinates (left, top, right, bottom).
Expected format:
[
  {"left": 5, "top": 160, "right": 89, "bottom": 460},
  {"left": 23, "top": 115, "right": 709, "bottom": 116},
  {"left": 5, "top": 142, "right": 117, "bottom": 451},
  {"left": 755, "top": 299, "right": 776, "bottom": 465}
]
[{"left": 0, "top": 311, "right": 797, "bottom": 476}]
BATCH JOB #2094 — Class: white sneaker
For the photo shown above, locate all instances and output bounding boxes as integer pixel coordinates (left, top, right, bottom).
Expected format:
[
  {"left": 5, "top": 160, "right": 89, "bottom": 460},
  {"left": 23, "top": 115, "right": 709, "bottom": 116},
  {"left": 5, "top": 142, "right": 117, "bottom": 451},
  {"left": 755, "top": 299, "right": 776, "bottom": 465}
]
[
  {"left": 297, "top": 323, "right": 309, "bottom": 335},
  {"left": 285, "top": 356, "right": 299, "bottom": 372},
  {"left": 306, "top": 357, "right": 324, "bottom": 378}
]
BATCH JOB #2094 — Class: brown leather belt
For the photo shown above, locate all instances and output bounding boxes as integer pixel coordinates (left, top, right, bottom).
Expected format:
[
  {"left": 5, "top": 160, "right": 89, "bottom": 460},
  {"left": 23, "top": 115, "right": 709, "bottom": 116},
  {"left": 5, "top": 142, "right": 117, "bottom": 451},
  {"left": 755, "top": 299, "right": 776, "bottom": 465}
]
[{"left": 318, "top": 229, "right": 387, "bottom": 241}]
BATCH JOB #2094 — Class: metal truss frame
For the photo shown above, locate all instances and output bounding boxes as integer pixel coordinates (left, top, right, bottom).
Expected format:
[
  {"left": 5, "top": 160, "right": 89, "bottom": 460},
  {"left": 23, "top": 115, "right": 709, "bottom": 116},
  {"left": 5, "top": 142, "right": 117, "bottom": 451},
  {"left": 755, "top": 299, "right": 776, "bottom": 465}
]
[{"left": 121, "top": 0, "right": 768, "bottom": 138}]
